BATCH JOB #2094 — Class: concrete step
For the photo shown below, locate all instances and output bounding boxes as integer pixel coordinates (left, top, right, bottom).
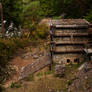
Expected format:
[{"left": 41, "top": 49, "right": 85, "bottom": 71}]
[
  {"left": 53, "top": 33, "right": 88, "bottom": 37},
  {"left": 50, "top": 41, "right": 87, "bottom": 45},
  {"left": 51, "top": 49, "right": 83, "bottom": 53}
]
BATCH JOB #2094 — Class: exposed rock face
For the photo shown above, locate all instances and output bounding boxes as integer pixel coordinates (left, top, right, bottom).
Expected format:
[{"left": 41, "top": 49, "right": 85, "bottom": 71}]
[{"left": 54, "top": 65, "right": 65, "bottom": 77}]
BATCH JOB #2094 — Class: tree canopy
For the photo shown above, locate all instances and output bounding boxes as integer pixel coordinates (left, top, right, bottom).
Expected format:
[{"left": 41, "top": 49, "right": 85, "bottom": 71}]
[
  {"left": 0, "top": 0, "right": 92, "bottom": 27},
  {"left": 0, "top": 0, "right": 23, "bottom": 27}
]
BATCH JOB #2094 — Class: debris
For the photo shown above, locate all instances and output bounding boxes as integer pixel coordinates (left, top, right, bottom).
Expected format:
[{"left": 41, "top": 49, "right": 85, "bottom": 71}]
[
  {"left": 54, "top": 65, "right": 65, "bottom": 77},
  {"left": 33, "top": 55, "right": 39, "bottom": 59}
]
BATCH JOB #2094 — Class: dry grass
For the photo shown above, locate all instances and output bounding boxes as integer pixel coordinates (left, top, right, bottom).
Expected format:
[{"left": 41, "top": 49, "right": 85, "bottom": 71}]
[{"left": 5, "top": 63, "right": 81, "bottom": 92}]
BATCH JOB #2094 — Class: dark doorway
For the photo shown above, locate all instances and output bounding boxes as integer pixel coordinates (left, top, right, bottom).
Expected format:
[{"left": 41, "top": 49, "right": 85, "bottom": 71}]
[
  {"left": 74, "top": 58, "right": 80, "bottom": 63},
  {"left": 67, "top": 59, "right": 70, "bottom": 63}
]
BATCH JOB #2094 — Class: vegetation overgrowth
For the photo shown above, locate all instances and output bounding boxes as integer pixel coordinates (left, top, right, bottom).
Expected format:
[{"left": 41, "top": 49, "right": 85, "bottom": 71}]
[
  {"left": 0, "top": 0, "right": 92, "bottom": 28},
  {"left": 0, "top": 0, "right": 92, "bottom": 87},
  {"left": 0, "top": 38, "right": 30, "bottom": 83},
  {"left": 0, "top": 23, "right": 49, "bottom": 83}
]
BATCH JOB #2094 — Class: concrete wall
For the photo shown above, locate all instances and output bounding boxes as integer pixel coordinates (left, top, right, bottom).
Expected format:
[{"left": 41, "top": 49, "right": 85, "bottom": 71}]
[
  {"left": 55, "top": 45, "right": 83, "bottom": 51},
  {"left": 54, "top": 37, "right": 88, "bottom": 42},
  {"left": 55, "top": 29, "right": 88, "bottom": 34}
]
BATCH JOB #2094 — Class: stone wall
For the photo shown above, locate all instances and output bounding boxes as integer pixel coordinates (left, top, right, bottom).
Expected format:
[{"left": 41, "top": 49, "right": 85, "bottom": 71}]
[{"left": 53, "top": 54, "right": 84, "bottom": 64}]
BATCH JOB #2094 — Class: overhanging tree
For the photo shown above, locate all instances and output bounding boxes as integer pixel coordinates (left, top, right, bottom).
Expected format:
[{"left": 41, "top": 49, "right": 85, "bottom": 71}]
[{"left": 0, "top": 0, "right": 23, "bottom": 27}]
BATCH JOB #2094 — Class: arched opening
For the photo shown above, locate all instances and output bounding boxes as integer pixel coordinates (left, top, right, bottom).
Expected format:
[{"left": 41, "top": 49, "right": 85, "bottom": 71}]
[
  {"left": 74, "top": 58, "right": 80, "bottom": 63},
  {"left": 67, "top": 59, "right": 70, "bottom": 63}
]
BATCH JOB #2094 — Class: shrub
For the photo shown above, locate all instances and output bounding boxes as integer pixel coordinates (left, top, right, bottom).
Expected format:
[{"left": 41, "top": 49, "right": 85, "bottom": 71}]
[
  {"left": 44, "top": 70, "right": 53, "bottom": 76},
  {"left": 29, "top": 23, "right": 49, "bottom": 40},
  {"left": 0, "top": 38, "right": 30, "bottom": 83},
  {"left": 67, "top": 80, "right": 72, "bottom": 86},
  {"left": 36, "top": 24, "right": 49, "bottom": 39},
  {"left": 10, "top": 82, "right": 15, "bottom": 88},
  {"left": 0, "top": 85, "right": 5, "bottom": 92},
  {"left": 84, "top": 9, "right": 92, "bottom": 22},
  {"left": 26, "top": 74, "right": 34, "bottom": 81},
  {"left": 10, "top": 82, "right": 21, "bottom": 88},
  {"left": 36, "top": 72, "right": 43, "bottom": 77}
]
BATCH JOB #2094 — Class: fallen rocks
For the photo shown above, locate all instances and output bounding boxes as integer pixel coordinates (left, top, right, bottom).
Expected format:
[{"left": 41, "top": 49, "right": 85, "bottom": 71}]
[
  {"left": 33, "top": 55, "right": 39, "bottom": 59},
  {"left": 54, "top": 65, "right": 65, "bottom": 77}
]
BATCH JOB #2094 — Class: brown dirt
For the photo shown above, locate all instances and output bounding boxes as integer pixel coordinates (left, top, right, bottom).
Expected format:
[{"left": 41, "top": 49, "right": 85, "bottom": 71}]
[{"left": 3, "top": 45, "right": 47, "bottom": 88}]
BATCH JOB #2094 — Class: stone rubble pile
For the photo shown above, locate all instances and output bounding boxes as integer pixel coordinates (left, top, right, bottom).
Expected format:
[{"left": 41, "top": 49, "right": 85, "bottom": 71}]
[{"left": 54, "top": 65, "right": 65, "bottom": 77}]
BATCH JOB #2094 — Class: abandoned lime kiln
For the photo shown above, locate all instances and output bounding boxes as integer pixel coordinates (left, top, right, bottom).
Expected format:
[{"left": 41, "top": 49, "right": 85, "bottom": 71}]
[{"left": 50, "top": 19, "right": 90, "bottom": 64}]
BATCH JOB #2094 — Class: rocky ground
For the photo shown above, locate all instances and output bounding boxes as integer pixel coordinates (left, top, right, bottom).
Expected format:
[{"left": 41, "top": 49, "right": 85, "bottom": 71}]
[
  {"left": 68, "top": 62, "right": 92, "bottom": 92},
  {"left": 3, "top": 41, "right": 49, "bottom": 88},
  {"left": 1, "top": 40, "right": 92, "bottom": 92},
  {"left": 3, "top": 60, "right": 92, "bottom": 92}
]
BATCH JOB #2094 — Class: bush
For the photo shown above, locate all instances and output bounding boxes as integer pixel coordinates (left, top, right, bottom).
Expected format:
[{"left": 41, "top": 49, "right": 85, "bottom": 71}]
[
  {"left": 29, "top": 23, "right": 49, "bottom": 40},
  {"left": 26, "top": 74, "right": 34, "bottom": 81},
  {"left": 10, "top": 82, "right": 21, "bottom": 88},
  {"left": 0, "top": 85, "right": 5, "bottom": 92},
  {"left": 44, "top": 70, "right": 53, "bottom": 76},
  {"left": 84, "top": 9, "right": 92, "bottom": 22},
  {"left": 0, "top": 38, "right": 30, "bottom": 83},
  {"left": 36, "top": 72, "right": 43, "bottom": 77},
  {"left": 36, "top": 24, "right": 49, "bottom": 39}
]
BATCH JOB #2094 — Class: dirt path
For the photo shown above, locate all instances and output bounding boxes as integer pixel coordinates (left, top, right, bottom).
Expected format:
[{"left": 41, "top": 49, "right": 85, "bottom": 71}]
[{"left": 3, "top": 45, "right": 47, "bottom": 88}]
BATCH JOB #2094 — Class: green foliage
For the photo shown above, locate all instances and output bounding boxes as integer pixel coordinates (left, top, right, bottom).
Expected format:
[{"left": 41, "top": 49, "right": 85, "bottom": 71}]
[
  {"left": 29, "top": 24, "right": 49, "bottom": 40},
  {"left": 36, "top": 24, "right": 49, "bottom": 39},
  {"left": 10, "top": 82, "right": 15, "bottom": 88},
  {"left": 36, "top": 72, "right": 43, "bottom": 77},
  {"left": 0, "top": 38, "right": 29, "bottom": 67},
  {"left": 0, "top": 38, "right": 30, "bottom": 83},
  {"left": 52, "top": 16, "right": 62, "bottom": 19},
  {"left": 63, "top": 0, "right": 72, "bottom": 4},
  {"left": 0, "top": 85, "right": 5, "bottom": 92},
  {"left": 1, "top": 0, "right": 92, "bottom": 27},
  {"left": 0, "top": 0, "right": 23, "bottom": 27},
  {"left": 10, "top": 82, "right": 21, "bottom": 88},
  {"left": 67, "top": 77, "right": 78, "bottom": 86},
  {"left": 26, "top": 74, "right": 34, "bottom": 81},
  {"left": 84, "top": 9, "right": 92, "bottom": 22},
  {"left": 44, "top": 70, "right": 53, "bottom": 76},
  {"left": 39, "top": 0, "right": 58, "bottom": 17},
  {"left": 67, "top": 80, "right": 72, "bottom": 86},
  {"left": 23, "top": 1, "right": 41, "bottom": 29}
]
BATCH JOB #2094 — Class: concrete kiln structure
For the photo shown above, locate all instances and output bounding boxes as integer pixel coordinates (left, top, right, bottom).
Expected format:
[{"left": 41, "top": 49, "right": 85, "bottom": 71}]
[{"left": 50, "top": 19, "right": 90, "bottom": 64}]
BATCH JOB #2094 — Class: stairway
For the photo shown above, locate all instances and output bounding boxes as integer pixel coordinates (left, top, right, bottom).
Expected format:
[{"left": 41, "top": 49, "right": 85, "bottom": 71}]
[{"left": 19, "top": 52, "right": 51, "bottom": 80}]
